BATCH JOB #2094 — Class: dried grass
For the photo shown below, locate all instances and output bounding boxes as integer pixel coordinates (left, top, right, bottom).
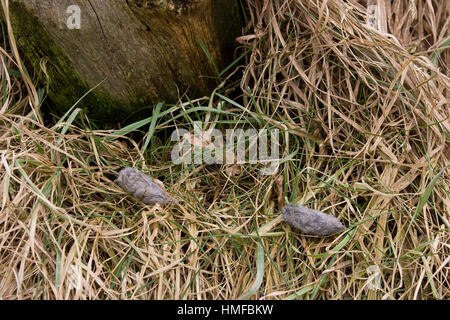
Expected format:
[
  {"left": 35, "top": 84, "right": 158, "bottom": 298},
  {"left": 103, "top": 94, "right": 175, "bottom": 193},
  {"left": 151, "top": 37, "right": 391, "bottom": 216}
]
[
  {"left": 0, "top": 0, "right": 449, "bottom": 300},
  {"left": 238, "top": 0, "right": 449, "bottom": 299}
]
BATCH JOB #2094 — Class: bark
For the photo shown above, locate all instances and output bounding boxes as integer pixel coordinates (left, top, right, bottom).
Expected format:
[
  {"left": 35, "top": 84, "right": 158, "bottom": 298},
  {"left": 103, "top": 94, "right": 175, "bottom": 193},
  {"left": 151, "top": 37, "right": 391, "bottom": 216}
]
[{"left": 5, "top": 0, "right": 241, "bottom": 123}]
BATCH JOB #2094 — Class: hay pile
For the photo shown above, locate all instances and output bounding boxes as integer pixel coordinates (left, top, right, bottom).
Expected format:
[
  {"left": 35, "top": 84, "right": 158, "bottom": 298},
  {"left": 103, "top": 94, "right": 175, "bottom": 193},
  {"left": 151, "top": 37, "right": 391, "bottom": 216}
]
[{"left": 0, "top": 0, "right": 448, "bottom": 299}]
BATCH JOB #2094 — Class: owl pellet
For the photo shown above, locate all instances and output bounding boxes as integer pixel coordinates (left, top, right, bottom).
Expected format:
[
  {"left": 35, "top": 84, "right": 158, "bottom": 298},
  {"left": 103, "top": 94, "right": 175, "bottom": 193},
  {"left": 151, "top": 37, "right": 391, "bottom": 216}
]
[
  {"left": 115, "top": 167, "right": 178, "bottom": 205},
  {"left": 282, "top": 204, "right": 345, "bottom": 236}
]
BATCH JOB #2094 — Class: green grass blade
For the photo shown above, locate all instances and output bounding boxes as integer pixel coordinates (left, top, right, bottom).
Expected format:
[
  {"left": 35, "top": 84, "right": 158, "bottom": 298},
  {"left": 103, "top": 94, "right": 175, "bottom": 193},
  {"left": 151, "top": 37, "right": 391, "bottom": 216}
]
[
  {"left": 54, "top": 78, "right": 107, "bottom": 127},
  {"left": 238, "top": 243, "right": 265, "bottom": 300},
  {"left": 141, "top": 102, "right": 163, "bottom": 154},
  {"left": 414, "top": 164, "right": 449, "bottom": 221},
  {"left": 197, "top": 38, "right": 219, "bottom": 76}
]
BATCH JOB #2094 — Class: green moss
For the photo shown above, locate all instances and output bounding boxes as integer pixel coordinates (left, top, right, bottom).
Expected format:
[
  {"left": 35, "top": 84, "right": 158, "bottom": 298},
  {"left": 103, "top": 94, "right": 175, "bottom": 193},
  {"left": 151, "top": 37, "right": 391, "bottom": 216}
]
[
  {"left": 135, "top": 0, "right": 199, "bottom": 11},
  {"left": 6, "top": 2, "right": 136, "bottom": 126}
]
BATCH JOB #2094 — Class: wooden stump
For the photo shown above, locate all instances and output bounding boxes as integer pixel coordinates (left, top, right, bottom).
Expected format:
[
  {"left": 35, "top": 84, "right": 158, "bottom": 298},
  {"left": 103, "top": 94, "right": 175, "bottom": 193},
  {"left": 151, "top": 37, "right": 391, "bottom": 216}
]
[{"left": 5, "top": 0, "right": 242, "bottom": 123}]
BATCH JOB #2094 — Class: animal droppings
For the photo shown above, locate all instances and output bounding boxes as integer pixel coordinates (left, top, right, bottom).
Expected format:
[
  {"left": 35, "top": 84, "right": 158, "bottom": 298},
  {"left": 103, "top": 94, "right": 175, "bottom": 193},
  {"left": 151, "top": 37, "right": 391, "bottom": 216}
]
[
  {"left": 281, "top": 204, "right": 345, "bottom": 236},
  {"left": 115, "top": 167, "right": 178, "bottom": 205}
]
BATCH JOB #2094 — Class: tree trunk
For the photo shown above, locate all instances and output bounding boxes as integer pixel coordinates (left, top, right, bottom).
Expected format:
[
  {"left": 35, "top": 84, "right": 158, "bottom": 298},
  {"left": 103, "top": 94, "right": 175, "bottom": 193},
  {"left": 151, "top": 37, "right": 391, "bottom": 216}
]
[{"left": 6, "top": 0, "right": 241, "bottom": 123}]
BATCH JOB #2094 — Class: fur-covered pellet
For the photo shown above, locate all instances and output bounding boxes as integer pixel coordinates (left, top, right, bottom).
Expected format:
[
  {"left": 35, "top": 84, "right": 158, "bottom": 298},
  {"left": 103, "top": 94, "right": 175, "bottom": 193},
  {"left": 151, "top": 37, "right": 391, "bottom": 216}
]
[
  {"left": 115, "top": 167, "right": 178, "bottom": 205},
  {"left": 282, "top": 204, "right": 345, "bottom": 236}
]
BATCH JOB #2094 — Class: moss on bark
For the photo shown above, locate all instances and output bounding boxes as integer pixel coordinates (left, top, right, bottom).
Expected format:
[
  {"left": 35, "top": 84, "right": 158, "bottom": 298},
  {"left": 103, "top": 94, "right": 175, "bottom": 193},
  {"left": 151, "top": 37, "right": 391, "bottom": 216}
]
[
  {"left": 4, "top": 0, "right": 242, "bottom": 126},
  {"left": 7, "top": 1, "right": 129, "bottom": 124}
]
